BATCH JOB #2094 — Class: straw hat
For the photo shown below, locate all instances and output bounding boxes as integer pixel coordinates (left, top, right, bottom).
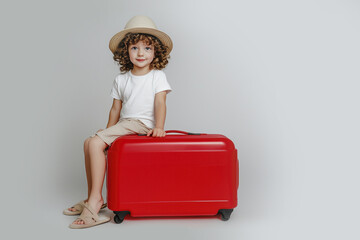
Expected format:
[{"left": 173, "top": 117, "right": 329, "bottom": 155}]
[{"left": 109, "top": 16, "right": 173, "bottom": 54}]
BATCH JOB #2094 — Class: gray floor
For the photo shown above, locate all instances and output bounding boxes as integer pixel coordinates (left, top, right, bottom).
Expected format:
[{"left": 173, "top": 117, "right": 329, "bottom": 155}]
[{"left": 3, "top": 189, "right": 357, "bottom": 240}]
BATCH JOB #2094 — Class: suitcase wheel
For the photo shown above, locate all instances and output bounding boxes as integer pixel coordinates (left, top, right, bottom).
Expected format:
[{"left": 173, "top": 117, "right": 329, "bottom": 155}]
[
  {"left": 218, "top": 209, "right": 233, "bottom": 221},
  {"left": 113, "top": 211, "right": 130, "bottom": 224}
]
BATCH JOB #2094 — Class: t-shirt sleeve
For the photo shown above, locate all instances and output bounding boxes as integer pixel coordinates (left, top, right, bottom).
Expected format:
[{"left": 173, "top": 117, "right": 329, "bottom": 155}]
[
  {"left": 110, "top": 76, "right": 121, "bottom": 100},
  {"left": 154, "top": 71, "right": 172, "bottom": 94}
]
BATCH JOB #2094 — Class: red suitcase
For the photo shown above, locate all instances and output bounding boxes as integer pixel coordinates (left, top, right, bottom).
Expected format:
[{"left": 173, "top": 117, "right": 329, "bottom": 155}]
[{"left": 106, "top": 130, "right": 239, "bottom": 223}]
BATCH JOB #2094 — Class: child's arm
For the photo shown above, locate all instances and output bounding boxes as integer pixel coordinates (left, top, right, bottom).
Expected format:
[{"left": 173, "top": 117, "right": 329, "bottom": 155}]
[
  {"left": 147, "top": 91, "right": 167, "bottom": 137},
  {"left": 106, "top": 99, "right": 122, "bottom": 128}
]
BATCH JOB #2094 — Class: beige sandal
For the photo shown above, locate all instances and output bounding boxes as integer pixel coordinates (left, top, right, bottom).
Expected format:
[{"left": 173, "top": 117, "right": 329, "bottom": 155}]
[
  {"left": 69, "top": 202, "right": 110, "bottom": 229},
  {"left": 63, "top": 200, "right": 107, "bottom": 216}
]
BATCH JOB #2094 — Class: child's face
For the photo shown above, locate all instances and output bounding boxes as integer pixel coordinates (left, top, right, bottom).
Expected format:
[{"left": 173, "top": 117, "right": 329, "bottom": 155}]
[{"left": 128, "top": 41, "right": 155, "bottom": 70}]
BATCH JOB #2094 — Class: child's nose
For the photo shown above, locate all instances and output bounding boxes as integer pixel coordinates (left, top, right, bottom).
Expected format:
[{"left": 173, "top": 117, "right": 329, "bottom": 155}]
[{"left": 138, "top": 48, "right": 144, "bottom": 56}]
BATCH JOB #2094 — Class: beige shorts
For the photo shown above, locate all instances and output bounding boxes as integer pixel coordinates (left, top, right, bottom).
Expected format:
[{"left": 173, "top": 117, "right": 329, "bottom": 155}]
[{"left": 94, "top": 118, "right": 152, "bottom": 145}]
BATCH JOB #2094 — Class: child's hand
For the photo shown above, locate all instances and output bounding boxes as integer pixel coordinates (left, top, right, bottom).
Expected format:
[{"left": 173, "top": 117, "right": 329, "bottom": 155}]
[{"left": 147, "top": 128, "right": 166, "bottom": 137}]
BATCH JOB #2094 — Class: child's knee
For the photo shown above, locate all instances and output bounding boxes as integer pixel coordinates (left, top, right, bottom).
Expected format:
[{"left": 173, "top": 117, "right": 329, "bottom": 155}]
[
  {"left": 84, "top": 137, "right": 91, "bottom": 146},
  {"left": 88, "top": 136, "right": 107, "bottom": 150}
]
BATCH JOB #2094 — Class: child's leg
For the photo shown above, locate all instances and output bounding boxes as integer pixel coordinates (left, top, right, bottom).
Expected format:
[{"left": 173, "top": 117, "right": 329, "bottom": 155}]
[
  {"left": 67, "top": 137, "right": 92, "bottom": 212},
  {"left": 84, "top": 137, "right": 92, "bottom": 198},
  {"left": 71, "top": 119, "right": 151, "bottom": 225},
  {"left": 72, "top": 135, "right": 107, "bottom": 225},
  {"left": 88, "top": 135, "right": 107, "bottom": 203}
]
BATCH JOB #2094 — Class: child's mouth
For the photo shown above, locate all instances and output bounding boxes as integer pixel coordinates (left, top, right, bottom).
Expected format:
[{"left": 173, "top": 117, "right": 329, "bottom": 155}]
[{"left": 136, "top": 59, "right": 145, "bottom": 62}]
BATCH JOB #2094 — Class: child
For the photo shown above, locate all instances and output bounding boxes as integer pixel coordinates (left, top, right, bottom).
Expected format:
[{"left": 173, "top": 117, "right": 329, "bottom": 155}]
[{"left": 63, "top": 16, "right": 173, "bottom": 229}]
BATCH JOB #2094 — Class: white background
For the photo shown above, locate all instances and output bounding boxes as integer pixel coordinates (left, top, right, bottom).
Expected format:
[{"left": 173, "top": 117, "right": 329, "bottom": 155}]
[{"left": 0, "top": 0, "right": 359, "bottom": 239}]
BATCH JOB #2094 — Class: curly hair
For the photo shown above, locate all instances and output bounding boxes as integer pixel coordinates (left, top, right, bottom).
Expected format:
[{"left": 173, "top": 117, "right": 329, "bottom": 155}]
[{"left": 113, "top": 33, "right": 170, "bottom": 73}]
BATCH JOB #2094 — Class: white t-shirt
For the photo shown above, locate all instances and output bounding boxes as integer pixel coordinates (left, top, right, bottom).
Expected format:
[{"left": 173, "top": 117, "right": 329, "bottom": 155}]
[{"left": 110, "top": 70, "right": 172, "bottom": 129}]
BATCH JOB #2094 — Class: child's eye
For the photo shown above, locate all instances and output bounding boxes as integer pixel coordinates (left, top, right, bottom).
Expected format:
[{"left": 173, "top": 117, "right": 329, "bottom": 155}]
[
  {"left": 145, "top": 47, "right": 152, "bottom": 50},
  {"left": 131, "top": 46, "right": 137, "bottom": 50}
]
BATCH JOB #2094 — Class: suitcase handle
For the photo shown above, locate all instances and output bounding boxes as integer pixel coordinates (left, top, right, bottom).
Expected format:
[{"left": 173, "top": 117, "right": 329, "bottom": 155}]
[
  {"left": 165, "top": 130, "right": 202, "bottom": 135},
  {"left": 138, "top": 130, "right": 203, "bottom": 136}
]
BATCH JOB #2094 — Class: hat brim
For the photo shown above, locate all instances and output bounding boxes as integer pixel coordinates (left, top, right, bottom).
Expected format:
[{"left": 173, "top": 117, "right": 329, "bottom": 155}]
[{"left": 109, "top": 27, "right": 173, "bottom": 54}]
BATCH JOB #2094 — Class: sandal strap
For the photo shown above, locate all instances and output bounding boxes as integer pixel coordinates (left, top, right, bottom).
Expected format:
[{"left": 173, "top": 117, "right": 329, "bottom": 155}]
[
  {"left": 75, "top": 202, "right": 100, "bottom": 224},
  {"left": 82, "top": 202, "right": 97, "bottom": 216},
  {"left": 71, "top": 201, "right": 85, "bottom": 211}
]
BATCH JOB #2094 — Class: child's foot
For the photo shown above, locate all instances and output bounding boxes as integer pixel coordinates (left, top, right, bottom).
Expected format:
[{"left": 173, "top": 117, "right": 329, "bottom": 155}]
[
  {"left": 64, "top": 199, "right": 107, "bottom": 216},
  {"left": 69, "top": 199, "right": 110, "bottom": 229},
  {"left": 71, "top": 197, "right": 104, "bottom": 226},
  {"left": 67, "top": 199, "right": 88, "bottom": 213},
  {"left": 63, "top": 200, "right": 86, "bottom": 215}
]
